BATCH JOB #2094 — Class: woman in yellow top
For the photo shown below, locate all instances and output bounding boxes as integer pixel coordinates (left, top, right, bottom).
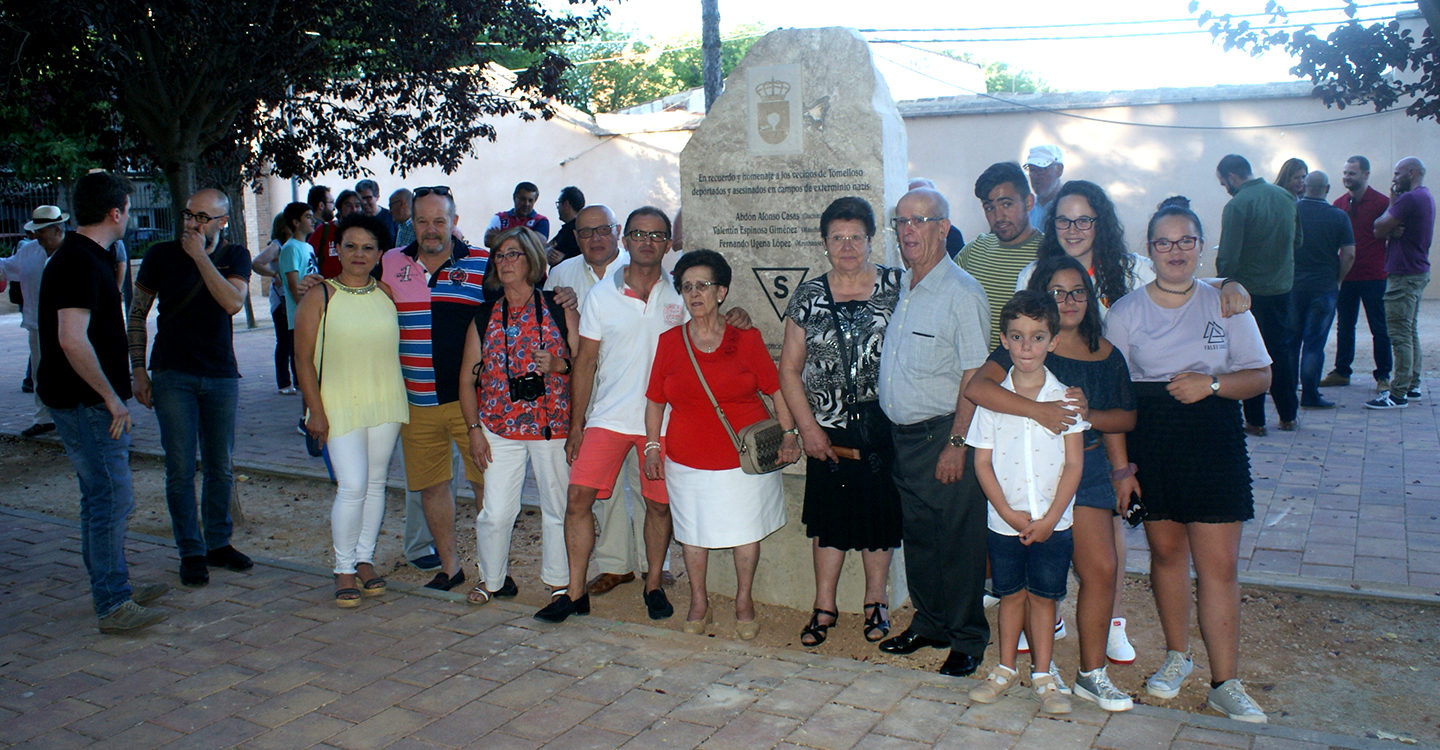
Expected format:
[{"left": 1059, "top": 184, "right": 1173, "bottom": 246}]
[{"left": 295, "top": 214, "right": 410, "bottom": 607}]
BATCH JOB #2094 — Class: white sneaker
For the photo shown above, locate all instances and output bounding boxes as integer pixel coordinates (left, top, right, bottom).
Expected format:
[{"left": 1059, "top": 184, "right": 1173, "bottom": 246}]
[
  {"left": 1017, "top": 615, "right": 1065, "bottom": 653},
  {"left": 1106, "top": 618, "right": 1136, "bottom": 664},
  {"left": 983, "top": 593, "right": 1001, "bottom": 609},
  {"left": 1047, "top": 660, "right": 1071, "bottom": 695},
  {"left": 1207, "top": 679, "right": 1267, "bottom": 723},
  {"left": 1146, "top": 650, "right": 1193, "bottom": 699},
  {"left": 279, "top": 386, "right": 297, "bottom": 395},
  {"left": 1073, "top": 666, "right": 1134, "bottom": 712}
]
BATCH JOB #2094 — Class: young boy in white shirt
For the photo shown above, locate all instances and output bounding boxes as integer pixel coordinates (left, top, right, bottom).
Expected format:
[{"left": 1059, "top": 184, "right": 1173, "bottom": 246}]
[{"left": 965, "top": 290, "right": 1087, "bottom": 714}]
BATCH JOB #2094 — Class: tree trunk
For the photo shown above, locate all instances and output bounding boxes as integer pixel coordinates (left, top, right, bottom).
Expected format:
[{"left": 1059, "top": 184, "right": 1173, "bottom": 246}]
[
  {"left": 702, "top": 0, "right": 722, "bottom": 112},
  {"left": 161, "top": 158, "right": 197, "bottom": 242},
  {"left": 1417, "top": 0, "right": 1440, "bottom": 39}
]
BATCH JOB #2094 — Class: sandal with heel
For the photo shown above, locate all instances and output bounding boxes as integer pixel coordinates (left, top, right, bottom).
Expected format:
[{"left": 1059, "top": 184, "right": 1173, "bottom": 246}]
[
  {"left": 863, "top": 602, "right": 890, "bottom": 642},
  {"left": 800, "top": 608, "right": 838, "bottom": 647}
]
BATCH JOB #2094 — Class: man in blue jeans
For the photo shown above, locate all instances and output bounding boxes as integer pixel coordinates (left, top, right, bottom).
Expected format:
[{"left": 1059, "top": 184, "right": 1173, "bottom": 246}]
[
  {"left": 129, "top": 188, "right": 254, "bottom": 585},
  {"left": 39, "top": 171, "right": 170, "bottom": 633},
  {"left": 1322, "top": 156, "right": 1393, "bottom": 392},
  {"left": 1290, "top": 172, "right": 1355, "bottom": 410}
]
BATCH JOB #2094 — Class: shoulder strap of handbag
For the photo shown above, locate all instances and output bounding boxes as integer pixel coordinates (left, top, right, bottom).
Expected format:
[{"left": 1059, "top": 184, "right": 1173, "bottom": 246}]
[
  {"left": 681, "top": 323, "right": 746, "bottom": 453},
  {"left": 317, "top": 281, "right": 332, "bottom": 389},
  {"left": 819, "top": 273, "right": 861, "bottom": 408}
]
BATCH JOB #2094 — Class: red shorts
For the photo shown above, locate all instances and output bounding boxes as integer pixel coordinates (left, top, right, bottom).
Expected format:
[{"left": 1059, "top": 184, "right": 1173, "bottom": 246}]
[{"left": 569, "top": 428, "right": 668, "bottom": 503}]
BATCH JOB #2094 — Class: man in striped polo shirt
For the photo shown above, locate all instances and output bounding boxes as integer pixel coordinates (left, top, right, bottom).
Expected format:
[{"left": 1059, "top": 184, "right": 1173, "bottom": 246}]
[
  {"left": 378, "top": 186, "right": 490, "bottom": 590},
  {"left": 957, "top": 162, "right": 1046, "bottom": 349}
]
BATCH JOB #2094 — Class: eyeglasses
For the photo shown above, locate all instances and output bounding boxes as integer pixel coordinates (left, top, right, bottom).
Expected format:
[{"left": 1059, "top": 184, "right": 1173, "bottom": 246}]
[
  {"left": 182, "top": 210, "right": 224, "bottom": 225},
  {"left": 1149, "top": 236, "right": 1200, "bottom": 253},
  {"left": 575, "top": 224, "right": 617, "bottom": 239},
  {"left": 1053, "top": 216, "right": 1097, "bottom": 231},
  {"left": 493, "top": 250, "right": 526, "bottom": 263},
  {"left": 624, "top": 230, "right": 670, "bottom": 243},
  {"left": 680, "top": 281, "right": 718, "bottom": 293},
  {"left": 826, "top": 234, "right": 869, "bottom": 246},
  {"left": 413, "top": 186, "right": 452, "bottom": 198},
  {"left": 1049, "top": 288, "right": 1089, "bottom": 303},
  {"left": 890, "top": 217, "right": 944, "bottom": 229}
]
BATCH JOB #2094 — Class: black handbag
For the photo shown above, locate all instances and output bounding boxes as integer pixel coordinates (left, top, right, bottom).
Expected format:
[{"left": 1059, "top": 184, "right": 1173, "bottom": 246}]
[{"left": 819, "top": 275, "right": 892, "bottom": 453}]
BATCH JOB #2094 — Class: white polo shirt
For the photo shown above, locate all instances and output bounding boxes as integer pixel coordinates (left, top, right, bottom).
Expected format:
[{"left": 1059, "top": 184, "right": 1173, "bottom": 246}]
[
  {"left": 544, "top": 249, "right": 630, "bottom": 307},
  {"left": 966, "top": 367, "right": 1088, "bottom": 536},
  {"left": 578, "top": 266, "right": 686, "bottom": 436}
]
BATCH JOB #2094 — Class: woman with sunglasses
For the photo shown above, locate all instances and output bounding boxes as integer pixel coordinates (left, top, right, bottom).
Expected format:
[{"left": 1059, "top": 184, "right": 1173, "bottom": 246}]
[
  {"left": 459, "top": 226, "right": 578, "bottom": 606},
  {"left": 965, "top": 255, "right": 1138, "bottom": 712},
  {"left": 1103, "top": 200, "right": 1272, "bottom": 723}
]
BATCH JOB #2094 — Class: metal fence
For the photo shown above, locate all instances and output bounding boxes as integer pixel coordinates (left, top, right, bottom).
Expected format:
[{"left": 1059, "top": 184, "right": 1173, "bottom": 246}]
[{"left": 0, "top": 177, "right": 175, "bottom": 253}]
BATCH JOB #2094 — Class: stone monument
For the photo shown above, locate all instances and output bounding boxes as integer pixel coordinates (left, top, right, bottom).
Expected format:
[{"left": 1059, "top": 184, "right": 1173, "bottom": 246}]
[{"left": 678, "top": 27, "right": 910, "bottom": 615}]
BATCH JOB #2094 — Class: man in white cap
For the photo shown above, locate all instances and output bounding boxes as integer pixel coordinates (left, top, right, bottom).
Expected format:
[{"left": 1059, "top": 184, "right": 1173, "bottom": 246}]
[
  {"left": 1024, "top": 145, "right": 1065, "bottom": 231},
  {"left": 3, "top": 206, "right": 68, "bottom": 437}
]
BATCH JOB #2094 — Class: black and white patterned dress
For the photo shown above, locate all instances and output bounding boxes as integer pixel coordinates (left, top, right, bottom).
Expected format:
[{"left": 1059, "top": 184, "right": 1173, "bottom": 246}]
[{"left": 785, "top": 266, "right": 904, "bottom": 551}]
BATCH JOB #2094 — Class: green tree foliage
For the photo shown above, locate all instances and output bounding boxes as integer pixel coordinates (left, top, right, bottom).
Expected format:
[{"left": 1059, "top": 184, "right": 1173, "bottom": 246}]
[
  {"left": 942, "top": 52, "right": 1056, "bottom": 94},
  {"left": 565, "top": 24, "right": 767, "bottom": 113},
  {"left": 1, "top": 0, "right": 606, "bottom": 220},
  {"left": 1191, "top": 0, "right": 1440, "bottom": 121}
]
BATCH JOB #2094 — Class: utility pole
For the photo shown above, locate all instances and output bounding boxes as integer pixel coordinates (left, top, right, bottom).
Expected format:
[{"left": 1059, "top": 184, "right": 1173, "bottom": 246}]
[{"left": 702, "top": 0, "right": 722, "bottom": 111}]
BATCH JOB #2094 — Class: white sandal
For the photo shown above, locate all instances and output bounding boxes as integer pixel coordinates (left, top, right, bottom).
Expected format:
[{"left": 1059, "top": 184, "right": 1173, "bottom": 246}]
[{"left": 466, "top": 585, "right": 491, "bottom": 606}]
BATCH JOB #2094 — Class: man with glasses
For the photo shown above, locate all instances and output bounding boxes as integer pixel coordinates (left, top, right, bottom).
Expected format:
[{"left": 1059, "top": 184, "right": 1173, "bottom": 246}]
[
  {"left": 356, "top": 179, "right": 397, "bottom": 248},
  {"left": 379, "top": 186, "right": 490, "bottom": 590},
  {"left": 1216, "top": 153, "right": 1302, "bottom": 434},
  {"left": 546, "top": 186, "right": 586, "bottom": 266},
  {"left": 877, "top": 187, "right": 992, "bottom": 678},
  {"left": 1024, "top": 146, "right": 1065, "bottom": 232},
  {"left": 485, "top": 181, "right": 549, "bottom": 248},
  {"left": 957, "top": 162, "right": 1045, "bottom": 348},
  {"left": 128, "top": 188, "right": 254, "bottom": 586},
  {"left": 1322, "top": 156, "right": 1392, "bottom": 392}
]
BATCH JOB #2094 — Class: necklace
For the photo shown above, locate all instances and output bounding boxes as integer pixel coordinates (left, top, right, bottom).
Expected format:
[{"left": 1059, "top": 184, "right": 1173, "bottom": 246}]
[
  {"left": 1154, "top": 278, "right": 1196, "bottom": 296},
  {"left": 332, "top": 279, "right": 378, "bottom": 295},
  {"left": 689, "top": 321, "right": 723, "bottom": 353}
]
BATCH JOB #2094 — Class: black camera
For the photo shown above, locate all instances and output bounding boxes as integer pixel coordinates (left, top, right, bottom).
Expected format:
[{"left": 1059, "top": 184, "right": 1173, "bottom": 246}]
[{"left": 508, "top": 372, "right": 546, "bottom": 403}]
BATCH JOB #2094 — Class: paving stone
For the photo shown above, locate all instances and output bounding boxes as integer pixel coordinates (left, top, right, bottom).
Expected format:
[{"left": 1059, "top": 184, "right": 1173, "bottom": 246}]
[
  {"left": 786, "top": 701, "right": 883, "bottom": 750},
  {"left": 67, "top": 693, "right": 185, "bottom": 739},
  {"left": 699, "top": 708, "right": 800, "bottom": 750},
  {"left": 478, "top": 667, "right": 578, "bottom": 711},
  {"left": 77, "top": 720, "right": 184, "bottom": 750},
  {"left": 544, "top": 639, "right": 633, "bottom": 678},
  {"left": 238, "top": 683, "right": 343, "bottom": 728},
  {"left": 411, "top": 699, "right": 517, "bottom": 746},
  {"left": 851, "top": 735, "right": 932, "bottom": 750},
  {"left": 384, "top": 628, "right": 467, "bottom": 662},
  {"left": 872, "top": 696, "right": 956, "bottom": 743},
  {"left": 832, "top": 674, "right": 920, "bottom": 713},
  {"left": 235, "top": 656, "right": 334, "bottom": 697},
  {"left": 327, "top": 706, "right": 434, "bottom": 750},
  {"left": 1009, "top": 715, "right": 1100, "bottom": 750},
  {"left": 585, "top": 689, "right": 686, "bottom": 735},
  {"left": 561, "top": 663, "right": 653, "bottom": 705},
  {"left": 9, "top": 727, "right": 95, "bottom": 750},
  {"left": 156, "top": 716, "right": 267, "bottom": 750},
  {"left": 318, "top": 679, "right": 424, "bottom": 723},
  {"left": 956, "top": 698, "right": 1039, "bottom": 735},
  {"left": 1174, "top": 725, "right": 1253, "bottom": 748},
  {"left": 230, "top": 635, "right": 327, "bottom": 671},
  {"left": 458, "top": 732, "right": 541, "bottom": 750},
  {"left": 308, "top": 655, "right": 408, "bottom": 694},
  {"left": 303, "top": 632, "right": 400, "bottom": 667},
  {"left": 793, "top": 665, "right": 866, "bottom": 686},
  {"left": 717, "top": 656, "right": 804, "bottom": 691},
  {"left": 667, "top": 682, "right": 761, "bottom": 727},
  {"left": 150, "top": 687, "right": 264, "bottom": 732},
  {"left": 640, "top": 660, "right": 737, "bottom": 701},
  {"left": 500, "top": 695, "right": 604, "bottom": 742},
  {"left": 0, "top": 669, "right": 107, "bottom": 711},
  {"left": 466, "top": 645, "right": 558, "bottom": 683},
  {"left": 751, "top": 677, "right": 845, "bottom": 719},
  {"left": 615, "top": 716, "right": 713, "bottom": 750},
  {"left": 389, "top": 648, "right": 483, "bottom": 688},
  {"left": 451, "top": 625, "right": 538, "bottom": 658},
  {"left": 401, "top": 673, "right": 502, "bottom": 715}
]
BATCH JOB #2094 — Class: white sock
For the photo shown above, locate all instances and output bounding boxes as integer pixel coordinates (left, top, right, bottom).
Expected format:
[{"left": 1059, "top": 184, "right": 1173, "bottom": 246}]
[{"left": 1032, "top": 672, "right": 1049, "bottom": 681}]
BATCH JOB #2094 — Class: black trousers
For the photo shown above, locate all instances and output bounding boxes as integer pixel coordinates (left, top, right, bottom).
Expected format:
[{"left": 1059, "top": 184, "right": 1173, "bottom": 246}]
[
  {"left": 1242, "top": 292, "right": 1297, "bottom": 425},
  {"left": 891, "top": 413, "right": 990, "bottom": 658}
]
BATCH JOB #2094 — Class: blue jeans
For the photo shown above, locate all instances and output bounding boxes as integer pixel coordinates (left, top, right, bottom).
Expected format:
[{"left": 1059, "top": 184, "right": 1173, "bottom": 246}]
[
  {"left": 1289, "top": 286, "right": 1339, "bottom": 404},
  {"left": 151, "top": 370, "right": 239, "bottom": 558},
  {"left": 1332, "top": 279, "right": 1391, "bottom": 380},
  {"left": 51, "top": 403, "right": 135, "bottom": 617}
]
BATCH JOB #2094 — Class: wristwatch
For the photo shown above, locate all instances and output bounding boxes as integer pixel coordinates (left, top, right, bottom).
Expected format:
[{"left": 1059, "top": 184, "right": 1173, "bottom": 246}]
[
  {"left": 1210, "top": 375, "right": 1220, "bottom": 394},
  {"left": 562, "top": 358, "right": 572, "bottom": 375},
  {"left": 947, "top": 433, "right": 967, "bottom": 448}
]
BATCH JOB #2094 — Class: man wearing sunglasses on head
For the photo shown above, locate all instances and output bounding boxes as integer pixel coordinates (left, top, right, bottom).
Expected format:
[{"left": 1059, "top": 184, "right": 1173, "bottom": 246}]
[
  {"left": 378, "top": 186, "right": 492, "bottom": 591},
  {"left": 128, "top": 188, "right": 255, "bottom": 587}
]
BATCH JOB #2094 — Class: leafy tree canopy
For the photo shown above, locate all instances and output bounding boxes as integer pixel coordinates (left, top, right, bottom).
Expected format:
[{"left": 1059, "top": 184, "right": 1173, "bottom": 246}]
[
  {"left": 1191, "top": 0, "right": 1440, "bottom": 121},
  {"left": 561, "top": 23, "right": 767, "bottom": 113},
  {"left": 941, "top": 52, "right": 1056, "bottom": 94}
]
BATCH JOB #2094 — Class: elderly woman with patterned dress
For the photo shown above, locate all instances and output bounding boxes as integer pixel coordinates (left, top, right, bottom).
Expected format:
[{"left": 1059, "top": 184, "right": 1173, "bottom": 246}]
[
  {"left": 459, "top": 226, "right": 579, "bottom": 606},
  {"left": 643, "top": 249, "right": 802, "bottom": 640},
  {"left": 295, "top": 214, "right": 409, "bottom": 607},
  {"left": 778, "top": 196, "right": 903, "bottom": 648},
  {"left": 1103, "top": 201, "right": 1273, "bottom": 724}
]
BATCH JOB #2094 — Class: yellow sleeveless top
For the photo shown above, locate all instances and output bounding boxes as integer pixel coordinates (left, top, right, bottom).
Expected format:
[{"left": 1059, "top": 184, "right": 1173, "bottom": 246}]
[{"left": 313, "top": 279, "right": 409, "bottom": 438}]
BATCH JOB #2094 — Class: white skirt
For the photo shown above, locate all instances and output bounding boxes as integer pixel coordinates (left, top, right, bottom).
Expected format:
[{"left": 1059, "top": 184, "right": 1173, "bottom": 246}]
[{"left": 665, "top": 459, "right": 786, "bottom": 549}]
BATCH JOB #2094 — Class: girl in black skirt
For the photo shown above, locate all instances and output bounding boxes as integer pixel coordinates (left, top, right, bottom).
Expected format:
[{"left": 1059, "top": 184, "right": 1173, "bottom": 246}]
[{"left": 1102, "top": 201, "right": 1273, "bottom": 723}]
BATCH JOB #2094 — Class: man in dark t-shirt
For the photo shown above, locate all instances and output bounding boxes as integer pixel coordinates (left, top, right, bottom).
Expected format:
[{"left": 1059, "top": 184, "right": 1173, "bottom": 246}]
[
  {"left": 129, "top": 188, "right": 254, "bottom": 587},
  {"left": 1290, "top": 172, "right": 1355, "bottom": 410},
  {"left": 39, "top": 171, "right": 170, "bottom": 633}
]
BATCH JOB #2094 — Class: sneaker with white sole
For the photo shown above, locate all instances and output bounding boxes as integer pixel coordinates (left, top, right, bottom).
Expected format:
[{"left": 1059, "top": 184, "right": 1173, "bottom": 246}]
[
  {"left": 1073, "top": 666, "right": 1134, "bottom": 712},
  {"left": 1145, "top": 650, "right": 1193, "bottom": 699},
  {"left": 1032, "top": 673, "right": 1072, "bottom": 714},
  {"left": 1365, "top": 393, "right": 1408, "bottom": 410},
  {"left": 1106, "top": 617, "right": 1136, "bottom": 664},
  {"left": 1207, "top": 679, "right": 1267, "bottom": 723},
  {"left": 1017, "top": 615, "right": 1066, "bottom": 653},
  {"left": 98, "top": 600, "right": 167, "bottom": 634},
  {"left": 969, "top": 664, "right": 1021, "bottom": 704},
  {"left": 1046, "top": 660, "right": 1071, "bottom": 695}
]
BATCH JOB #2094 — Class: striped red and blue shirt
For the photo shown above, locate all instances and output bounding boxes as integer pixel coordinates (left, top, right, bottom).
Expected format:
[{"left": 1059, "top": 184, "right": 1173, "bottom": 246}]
[{"left": 379, "top": 241, "right": 491, "bottom": 407}]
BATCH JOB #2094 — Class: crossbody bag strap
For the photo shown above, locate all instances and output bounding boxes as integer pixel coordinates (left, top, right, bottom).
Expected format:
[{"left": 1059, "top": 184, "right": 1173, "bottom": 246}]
[
  {"left": 681, "top": 323, "right": 744, "bottom": 453},
  {"left": 317, "top": 281, "right": 332, "bottom": 389},
  {"left": 819, "top": 274, "right": 861, "bottom": 409}
]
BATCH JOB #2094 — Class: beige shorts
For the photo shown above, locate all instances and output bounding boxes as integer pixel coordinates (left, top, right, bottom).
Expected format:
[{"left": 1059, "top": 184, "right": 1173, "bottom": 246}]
[{"left": 400, "top": 402, "right": 484, "bottom": 491}]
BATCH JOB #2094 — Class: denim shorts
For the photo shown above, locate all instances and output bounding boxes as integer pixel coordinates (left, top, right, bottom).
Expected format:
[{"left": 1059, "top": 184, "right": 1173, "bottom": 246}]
[
  {"left": 988, "top": 528, "right": 1074, "bottom": 601},
  {"left": 1073, "top": 448, "right": 1118, "bottom": 512}
]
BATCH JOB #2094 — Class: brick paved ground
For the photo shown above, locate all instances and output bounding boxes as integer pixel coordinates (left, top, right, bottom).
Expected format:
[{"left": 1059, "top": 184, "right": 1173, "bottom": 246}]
[
  {"left": 0, "top": 508, "right": 1405, "bottom": 750},
  {"left": 2, "top": 301, "right": 1438, "bottom": 595}
]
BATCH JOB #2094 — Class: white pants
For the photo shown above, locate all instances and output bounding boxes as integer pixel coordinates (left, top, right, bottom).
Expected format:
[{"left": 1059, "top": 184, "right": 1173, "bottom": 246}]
[
  {"left": 328, "top": 422, "right": 403, "bottom": 574},
  {"left": 28, "top": 328, "right": 49, "bottom": 426},
  {"left": 475, "top": 426, "right": 569, "bottom": 591}
]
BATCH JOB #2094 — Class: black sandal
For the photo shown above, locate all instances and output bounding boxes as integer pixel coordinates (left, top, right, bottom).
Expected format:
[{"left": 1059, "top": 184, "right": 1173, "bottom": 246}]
[
  {"left": 800, "top": 608, "right": 838, "bottom": 647},
  {"left": 863, "top": 602, "right": 890, "bottom": 642}
]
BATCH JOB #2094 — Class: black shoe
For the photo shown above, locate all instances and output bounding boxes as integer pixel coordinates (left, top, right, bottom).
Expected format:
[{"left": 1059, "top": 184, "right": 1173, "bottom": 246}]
[
  {"left": 877, "top": 629, "right": 948, "bottom": 655},
  {"left": 180, "top": 556, "right": 209, "bottom": 586},
  {"left": 937, "top": 650, "right": 981, "bottom": 677},
  {"left": 643, "top": 587, "right": 674, "bottom": 620},
  {"left": 20, "top": 423, "right": 55, "bottom": 438},
  {"left": 206, "top": 545, "right": 253, "bottom": 571},
  {"left": 21, "top": 382, "right": 33, "bottom": 394},
  {"left": 495, "top": 576, "right": 519, "bottom": 598},
  {"left": 408, "top": 554, "right": 442, "bottom": 571},
  {"left": 534, "top": 592, "right": 590, "bottom": 623},
  {"left": 1300, "top": 397, "right": 1336, "bottom": 410},
  {"left": 423, "top": 570, "right": 465, "bottom": 591},
  {"left": 1408, "top": 389, "right": 1423, "bottom": 400}
]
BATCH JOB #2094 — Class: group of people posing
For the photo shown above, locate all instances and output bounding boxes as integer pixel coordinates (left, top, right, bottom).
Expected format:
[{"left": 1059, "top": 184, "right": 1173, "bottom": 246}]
[{"left": 37, "top": 148, "right": 1430, "bottom": 729}]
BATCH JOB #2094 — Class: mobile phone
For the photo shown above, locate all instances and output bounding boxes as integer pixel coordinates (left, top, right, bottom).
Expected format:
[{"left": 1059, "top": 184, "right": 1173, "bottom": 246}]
[{"left": 1123, "top": 493, "right": 1146, "bottom": 528}]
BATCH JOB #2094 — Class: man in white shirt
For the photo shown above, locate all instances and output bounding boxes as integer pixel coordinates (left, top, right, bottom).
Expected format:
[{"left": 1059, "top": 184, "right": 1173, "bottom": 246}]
[{"left": 4, "top": 206, "right": 68, "bottom": 436}]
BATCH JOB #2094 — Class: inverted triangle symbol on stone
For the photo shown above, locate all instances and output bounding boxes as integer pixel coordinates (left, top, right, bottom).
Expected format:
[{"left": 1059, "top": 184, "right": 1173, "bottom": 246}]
[{"left": 752, "top": 267, "right": 811, "bottom": 321}]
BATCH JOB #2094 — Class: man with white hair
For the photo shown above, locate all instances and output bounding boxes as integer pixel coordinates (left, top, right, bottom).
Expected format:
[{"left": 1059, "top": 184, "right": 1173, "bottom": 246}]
[
  {"left": 3, "top": 206, "right": 68, "bottom": 437},
  {"left": 1024, "top": 145, "right": 1065, "bottom": 231}
]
